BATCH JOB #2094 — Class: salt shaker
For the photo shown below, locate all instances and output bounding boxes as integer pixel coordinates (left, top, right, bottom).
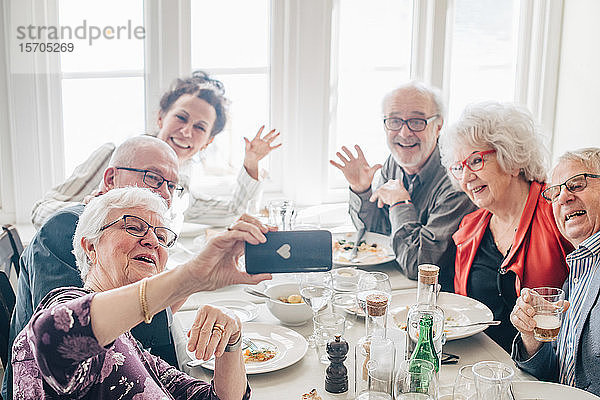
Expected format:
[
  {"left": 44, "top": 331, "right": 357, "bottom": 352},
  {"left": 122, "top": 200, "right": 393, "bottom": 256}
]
[{"left": 325, "top": 335, "right": 348, "bottom": 393}]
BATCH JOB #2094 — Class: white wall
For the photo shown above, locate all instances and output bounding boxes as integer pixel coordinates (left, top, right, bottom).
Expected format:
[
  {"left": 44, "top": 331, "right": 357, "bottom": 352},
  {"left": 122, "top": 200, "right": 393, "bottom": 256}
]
[{"left": 552, "top": 0, "right": 600, "bottom": 160}]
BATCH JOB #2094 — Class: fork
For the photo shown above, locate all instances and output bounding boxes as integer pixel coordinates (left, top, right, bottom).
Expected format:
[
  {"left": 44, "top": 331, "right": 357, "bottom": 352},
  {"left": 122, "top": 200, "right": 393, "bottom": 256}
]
[
  {"left": 242, "top": 337, "right": 259, "bottom": 352},
  {"left": 187, "top": 337, "right": 259, "bottom": 368}
]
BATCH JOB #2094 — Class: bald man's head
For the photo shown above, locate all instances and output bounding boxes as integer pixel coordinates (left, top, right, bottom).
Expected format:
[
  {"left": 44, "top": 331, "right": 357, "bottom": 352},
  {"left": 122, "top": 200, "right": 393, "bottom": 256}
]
[{"left": 102, "top": 136, "right": 180, "bottom": 207}]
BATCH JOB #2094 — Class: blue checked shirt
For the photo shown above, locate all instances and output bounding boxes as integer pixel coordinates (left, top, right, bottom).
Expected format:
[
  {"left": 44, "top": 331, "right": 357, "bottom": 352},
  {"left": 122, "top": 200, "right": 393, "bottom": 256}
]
[{"left": 557, "top": 230, "right": 600, "bottom": 385}]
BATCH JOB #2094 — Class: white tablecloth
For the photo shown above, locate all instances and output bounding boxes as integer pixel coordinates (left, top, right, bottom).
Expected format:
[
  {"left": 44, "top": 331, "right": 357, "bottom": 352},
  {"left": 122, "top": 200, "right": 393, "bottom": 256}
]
[{"left": 171, "top": 285, "right": 533, "bottom": 399}]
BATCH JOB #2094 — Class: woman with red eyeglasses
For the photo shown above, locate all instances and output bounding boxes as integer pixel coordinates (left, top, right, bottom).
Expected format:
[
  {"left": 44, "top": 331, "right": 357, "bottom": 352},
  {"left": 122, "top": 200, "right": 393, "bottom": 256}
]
[{"left": 438, "top": 101, "right": 573, "bottom": 352}]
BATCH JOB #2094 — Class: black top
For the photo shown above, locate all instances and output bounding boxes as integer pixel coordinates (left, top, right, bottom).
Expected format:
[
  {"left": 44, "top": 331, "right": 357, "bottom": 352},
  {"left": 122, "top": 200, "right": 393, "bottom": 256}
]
[{"left": 466, "top": 226, "right": 518, "bottom": 353}]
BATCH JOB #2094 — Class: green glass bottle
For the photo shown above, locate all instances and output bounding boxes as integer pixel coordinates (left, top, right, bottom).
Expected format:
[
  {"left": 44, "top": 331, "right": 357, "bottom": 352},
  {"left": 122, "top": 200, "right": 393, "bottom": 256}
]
[{"left": 409, "top": 313, "right": 439, "bottom": 373}]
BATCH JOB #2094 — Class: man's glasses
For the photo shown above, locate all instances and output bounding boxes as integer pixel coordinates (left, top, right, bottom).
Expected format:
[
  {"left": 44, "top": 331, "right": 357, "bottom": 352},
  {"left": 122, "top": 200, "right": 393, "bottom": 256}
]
[
  {"left": 116, "top": 167, "right": 184, "bottom": 197},
  {"left": 383, "top": 114, "right": 439, "bottom": 132},
  {"left": 100, "top": 214, "right": 178, "bottom": 248},
  {"left": 541, "top": 173, "right": 600, "bottom": 202},
  {"left": 449, "top": 150, "right": 496, "bottom": 180}
]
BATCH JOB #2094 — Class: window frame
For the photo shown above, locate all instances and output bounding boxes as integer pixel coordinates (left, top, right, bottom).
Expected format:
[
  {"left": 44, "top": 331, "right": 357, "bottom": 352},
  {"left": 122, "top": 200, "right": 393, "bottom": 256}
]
[{"left": 2, "top": 0, "right": 564, "bottom": 223}]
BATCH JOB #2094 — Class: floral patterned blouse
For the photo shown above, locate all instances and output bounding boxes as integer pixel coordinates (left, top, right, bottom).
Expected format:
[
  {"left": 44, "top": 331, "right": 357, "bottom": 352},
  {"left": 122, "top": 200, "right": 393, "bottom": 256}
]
[{"left": 12, "top": 287, "right": 251, "bottom": 400}]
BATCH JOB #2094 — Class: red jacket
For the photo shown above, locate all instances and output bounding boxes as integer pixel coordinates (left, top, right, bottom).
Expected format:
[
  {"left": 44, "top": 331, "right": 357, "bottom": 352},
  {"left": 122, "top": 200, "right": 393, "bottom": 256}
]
[{"left": 453, "top": 181, "right": 573, "bottom": 296}]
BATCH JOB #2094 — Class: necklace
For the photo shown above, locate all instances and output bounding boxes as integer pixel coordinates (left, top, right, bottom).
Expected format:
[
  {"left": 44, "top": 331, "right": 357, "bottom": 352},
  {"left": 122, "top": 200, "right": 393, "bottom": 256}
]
[{"left": 490, "top": 213, "right": 520, "bottom": 256}]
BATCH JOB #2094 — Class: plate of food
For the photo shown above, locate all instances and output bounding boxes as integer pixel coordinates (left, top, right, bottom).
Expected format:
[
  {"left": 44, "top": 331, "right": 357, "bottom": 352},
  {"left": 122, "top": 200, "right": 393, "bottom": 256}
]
[
  {"left": 207, "top": 300, "right": 259, "bottom": 323},
  {"left": 511, "top": 381, "right": 598, "bottom": 399},
  {"left": 186, "top": 322, "right": 308, "bottom": 374},
  {"left": 389, "top": 290, "right": 494, "bottom": 340},
  {"left": 332, "top": 232, "right": 395, "bottom": 266}
]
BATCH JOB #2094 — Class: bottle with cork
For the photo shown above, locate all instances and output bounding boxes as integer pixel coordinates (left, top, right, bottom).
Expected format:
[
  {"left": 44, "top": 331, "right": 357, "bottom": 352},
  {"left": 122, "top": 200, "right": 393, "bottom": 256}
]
[
  {"left": 355, "top": 293, "right": 395, "bottom": 400},
  {"left": 405, "top": 264, "right": 445, "bottom": 371}
]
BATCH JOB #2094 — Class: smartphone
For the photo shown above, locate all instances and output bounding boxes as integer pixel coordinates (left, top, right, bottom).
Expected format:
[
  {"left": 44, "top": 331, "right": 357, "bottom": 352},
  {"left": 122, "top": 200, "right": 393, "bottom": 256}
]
[{"left": 245, "top": 230, "right": 332, "bottom": 274}]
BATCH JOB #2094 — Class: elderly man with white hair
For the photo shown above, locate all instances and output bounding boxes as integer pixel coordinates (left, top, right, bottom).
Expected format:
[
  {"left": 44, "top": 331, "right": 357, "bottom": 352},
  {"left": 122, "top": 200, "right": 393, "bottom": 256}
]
[
  {"left": 510, "top": 147, "right": 600, "bottom": 396},
  {"left": 330, "top": 81, "right": 475, "bottom": 291}
]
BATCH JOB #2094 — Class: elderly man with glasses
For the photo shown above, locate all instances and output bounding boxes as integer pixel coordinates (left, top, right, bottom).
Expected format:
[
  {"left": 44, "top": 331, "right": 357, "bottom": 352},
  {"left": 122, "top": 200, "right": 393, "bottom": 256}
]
[
  {"left": 510, "top": 147, "right": 600, "bottom": 396},
  {"left": 330, "top": 81, "right": 475, "bottom": 290},
  {"left": 4, "top": 136, "right": 267, "bottom": 400}
]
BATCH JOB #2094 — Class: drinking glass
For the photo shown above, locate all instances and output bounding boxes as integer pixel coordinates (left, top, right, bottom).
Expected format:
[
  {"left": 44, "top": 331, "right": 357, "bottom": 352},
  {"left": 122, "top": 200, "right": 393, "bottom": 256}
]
[
  {"left": 472, "top": 361, "right": 514, "bottom": 400},
  {"left": 331, "top": 292, "right": 358, "bottom": 329},
  {"left": 531, "top": 287, "right": 565, "bottom": 342},
  {"left": 453, "top": 364, "right": 476, "bottom": 400},
  {"left": 268, "top": 200, "right": 296, "bottom": 230},
  {"left": 394, "top": 359, "right": 438, "bottom": 400},
  {"left": 357, "top": 271, "right": 392, "bottom": 314},
  {"left": 313, "top": 312, "right": 345, "bottom": 364},
  {"left": 299, "top": 272, "right": 333, "bottom": 345}
]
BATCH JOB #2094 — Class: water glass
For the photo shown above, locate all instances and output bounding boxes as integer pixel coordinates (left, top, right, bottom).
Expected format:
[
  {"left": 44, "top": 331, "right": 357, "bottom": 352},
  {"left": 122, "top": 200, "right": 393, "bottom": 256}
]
[
  {"left": 268, "top": 200, "right": 296, "bottom": 230},
  {"left": 452, "top": 364, "right": 476, "bottom": 400},
  {"left": 356, "top": 337, "right": 396, "bottom": 400},
  {"left": 331, "top": 292, "right": 358, "bottom": 329},
  {"left": 394, "top": 359, "right": 438, "bottom": 400},
  {"left": 299, "top": 272, "right": 333, "bottom": 345},
  {"left": 313, "top": 312, "right": 345, "bottom": 364},
  {"left": 472, "top": 361, "right": 514, "bottom": 400},
  {"left": 531, "top": 287, "right": 565, "bottom": 342}
]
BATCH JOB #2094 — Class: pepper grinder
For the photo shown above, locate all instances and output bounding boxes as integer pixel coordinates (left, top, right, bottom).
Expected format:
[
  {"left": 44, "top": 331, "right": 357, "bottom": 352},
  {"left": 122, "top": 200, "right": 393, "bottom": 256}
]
[{"left": 325, "top": 335, "right": 349, "bottom": 394}]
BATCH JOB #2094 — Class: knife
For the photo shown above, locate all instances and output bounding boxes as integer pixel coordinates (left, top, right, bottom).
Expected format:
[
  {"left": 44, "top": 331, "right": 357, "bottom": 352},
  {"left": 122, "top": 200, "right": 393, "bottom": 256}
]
[{"left": 350, "top": 227, "right": 367, "bottom": 262}]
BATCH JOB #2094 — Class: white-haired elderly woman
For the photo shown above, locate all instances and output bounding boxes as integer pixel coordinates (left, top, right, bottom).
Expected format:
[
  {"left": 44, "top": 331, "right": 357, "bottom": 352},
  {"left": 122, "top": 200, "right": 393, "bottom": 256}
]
[
  {"left": 11, "top": 187, "right": 271, "bottom": 399},
  {"left": 439, "top": 101, "right": 573, "bottom": 352}
]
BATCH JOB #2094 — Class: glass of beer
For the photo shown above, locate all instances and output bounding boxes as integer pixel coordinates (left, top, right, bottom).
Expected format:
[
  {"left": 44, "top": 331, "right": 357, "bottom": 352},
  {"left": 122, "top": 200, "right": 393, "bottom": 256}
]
[{"left": 531, "top": 287, "right": 565, "bottom": 342}]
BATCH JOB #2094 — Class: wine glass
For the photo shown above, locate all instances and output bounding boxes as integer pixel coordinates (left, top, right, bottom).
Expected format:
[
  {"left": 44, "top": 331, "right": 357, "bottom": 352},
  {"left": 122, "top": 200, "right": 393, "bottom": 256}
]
[
  {"left": 394, "top": 359, "right": 438, "bottom": 399},
  {"left": 453, "top": 364, "right": 476, "bottom": 400},
  {"left": 357, "top": 271, "right": 392, "bottom": 314},
  {"left": 299, "top": 272, "right": 333, "bottom": 345}
]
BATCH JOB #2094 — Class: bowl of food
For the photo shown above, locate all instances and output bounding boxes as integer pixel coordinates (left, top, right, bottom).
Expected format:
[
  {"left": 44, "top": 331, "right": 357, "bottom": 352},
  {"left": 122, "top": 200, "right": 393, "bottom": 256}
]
[{"left": 264, "top": 283, "right": 313, "bottom": 326}]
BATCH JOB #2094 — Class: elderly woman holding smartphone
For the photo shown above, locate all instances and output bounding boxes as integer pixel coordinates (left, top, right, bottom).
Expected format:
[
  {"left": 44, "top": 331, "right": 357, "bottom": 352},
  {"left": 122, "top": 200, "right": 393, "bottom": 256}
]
[
  {"left": 438, "top": 102, "right": 573, "bottom": 352},
  {"left": 12, "top": 187, "right": 271, "bottom": 399}
]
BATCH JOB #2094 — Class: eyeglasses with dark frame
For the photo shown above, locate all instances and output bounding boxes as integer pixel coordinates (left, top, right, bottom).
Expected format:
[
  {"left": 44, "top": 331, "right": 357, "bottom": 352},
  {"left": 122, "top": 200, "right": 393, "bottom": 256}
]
[
  {"left": 449, "top": 150, "right": 497, "bottom": 180},
  {"left": 541, "top": 173, "right": 600, "bottom": 202},
  {"left": 383, "top": 114, "right": 439, "bottom": 132},
  {"left": 99, "top": 214, "right": 178, "bottom": 248},
  {"left": 115, "top": 167, "right": 184, "bottom": 197}
]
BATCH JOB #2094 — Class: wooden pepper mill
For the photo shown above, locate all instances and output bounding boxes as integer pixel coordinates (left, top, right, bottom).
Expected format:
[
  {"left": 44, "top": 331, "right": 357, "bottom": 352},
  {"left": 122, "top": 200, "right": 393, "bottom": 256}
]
[{"left": 325, "top": 334, "right": 349, "bottom": 393}]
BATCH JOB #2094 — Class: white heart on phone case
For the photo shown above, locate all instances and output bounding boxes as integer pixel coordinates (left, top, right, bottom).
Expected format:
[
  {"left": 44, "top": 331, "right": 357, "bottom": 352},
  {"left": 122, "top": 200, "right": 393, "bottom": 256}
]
[{"left": 276, "top": 244, "right": 291, "bottom": 259}]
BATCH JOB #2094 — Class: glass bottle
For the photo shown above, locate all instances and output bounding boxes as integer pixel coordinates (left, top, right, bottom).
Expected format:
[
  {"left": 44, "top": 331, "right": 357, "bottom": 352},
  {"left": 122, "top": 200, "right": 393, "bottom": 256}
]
[
  {"left": 355, "top": 293, "right": 394, "bottom": 399},
  {"left": 409, "top": 314, "right": 439, "bottom": 373},
  {"left": 406, "top": 264, "right": 445, "bottom": 371}
]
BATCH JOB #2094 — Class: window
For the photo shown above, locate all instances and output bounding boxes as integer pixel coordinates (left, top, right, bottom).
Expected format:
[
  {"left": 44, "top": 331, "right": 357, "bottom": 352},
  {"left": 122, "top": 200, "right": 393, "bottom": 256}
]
[
  {"left": 4, "top": 0, "right": 562, "bottom": 224},
  {"left": 329, "top": 0, "right": 413, "bottom": 190},
  {"left": 58, "top": 0, "right": 145, "bottom": 175},
  {"left": 190, "top": 0, "right": 270, "bottom": 174},
  {"left": 446, "top": 0, "right": 519, "bottom": 120}
]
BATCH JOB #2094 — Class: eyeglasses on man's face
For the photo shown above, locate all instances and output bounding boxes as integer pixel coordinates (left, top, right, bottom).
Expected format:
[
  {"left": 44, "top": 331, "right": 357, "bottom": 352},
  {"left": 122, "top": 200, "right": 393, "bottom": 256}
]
[
  {"left": 541, "top": 173, "right": 600, "bottom": 202},
  {"left": 449, "top": 150, "right": 497, "bottom": 180},
  {"left": 383, "top": 114, "right": 439, "bottom": 132},
  {"left": 116, "top": 167, "right": 184, "bottom": 197},
  {"left": 100, "top": 214, "right": 178, "bottom": 248}
]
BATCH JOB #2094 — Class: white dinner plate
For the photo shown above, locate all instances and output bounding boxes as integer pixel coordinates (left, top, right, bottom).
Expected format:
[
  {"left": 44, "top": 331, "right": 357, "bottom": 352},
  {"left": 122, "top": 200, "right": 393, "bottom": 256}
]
[
  {"left": 208, "top": 300, "right": 259, "bottom": 323},
  {"left": 512, "top": 381, "right": 599, "bottom": 399},
  {"left": 332, "top": 232, "right": 395, "bottom": 266},
  {"left": 187, "top": 322, "right": 308, "bottom": 374},
  {"left": 389, "top": 290, "right": 494, "bottom": 340}
]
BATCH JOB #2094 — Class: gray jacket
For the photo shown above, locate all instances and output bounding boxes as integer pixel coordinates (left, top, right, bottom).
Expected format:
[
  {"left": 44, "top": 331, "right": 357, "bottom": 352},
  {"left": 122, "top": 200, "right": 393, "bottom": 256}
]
[{"left": 349, "top": 147, "right": 476, "bottom": 291}]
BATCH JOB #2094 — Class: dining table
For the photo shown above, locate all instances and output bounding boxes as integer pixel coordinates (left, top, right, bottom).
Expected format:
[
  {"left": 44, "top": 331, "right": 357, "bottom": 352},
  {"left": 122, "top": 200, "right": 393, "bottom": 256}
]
[{"left": 168, "top": 234, "right": 534, "bottom": 399}]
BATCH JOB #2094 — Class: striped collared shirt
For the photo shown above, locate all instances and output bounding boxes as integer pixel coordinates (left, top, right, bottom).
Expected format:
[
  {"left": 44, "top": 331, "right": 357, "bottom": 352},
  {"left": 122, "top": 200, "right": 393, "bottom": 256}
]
[{"left": 557, "top": 230, "right": 600, "bottom": 385}]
